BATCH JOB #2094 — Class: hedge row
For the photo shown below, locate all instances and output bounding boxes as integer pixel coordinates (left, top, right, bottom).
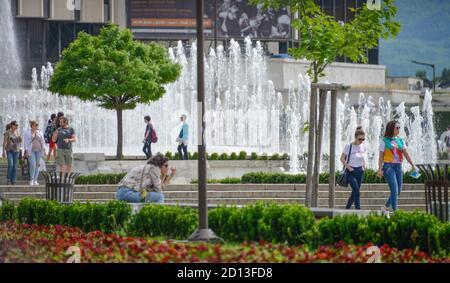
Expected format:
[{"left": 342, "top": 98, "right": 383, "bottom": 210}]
[
  {"left": 75, "top": 173, "right": 127, "bottom": 185},
  {"left": 164, "top": 151, "right": 289, "bottom": 161},
  {"left": 241, "top": 169, "right": 426, "bottom": 184},
  {"left": 75, "top": 169, "right": 426, "bottom": 185},
  {"left": 1, "top": 199, "right": 448, "bottom": 256}
]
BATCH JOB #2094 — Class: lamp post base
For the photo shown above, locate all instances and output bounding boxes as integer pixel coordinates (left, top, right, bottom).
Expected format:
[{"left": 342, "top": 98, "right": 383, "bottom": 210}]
[{"left": 187, "top": 229, "right": 223, "bottom": 243}]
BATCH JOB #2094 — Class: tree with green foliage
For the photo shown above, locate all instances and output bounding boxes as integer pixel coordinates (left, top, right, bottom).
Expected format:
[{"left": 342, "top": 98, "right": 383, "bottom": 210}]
[
  {"left": 250, "top": 0, "right": 400, "bottom": 207},
  {"left": 416, "top": 70, "right": 428, "bottom": 80},
  {"left": 49, "top": 25, "right": 181, "bottom": 159}
]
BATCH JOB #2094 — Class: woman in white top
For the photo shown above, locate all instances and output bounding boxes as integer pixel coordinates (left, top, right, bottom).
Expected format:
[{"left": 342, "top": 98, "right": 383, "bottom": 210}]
[
  {"left": 24, "top": 121, "right": 46, "bottom": 186},
  {"left": 340, "top": 127, "right": 367, "bottom": 210}
]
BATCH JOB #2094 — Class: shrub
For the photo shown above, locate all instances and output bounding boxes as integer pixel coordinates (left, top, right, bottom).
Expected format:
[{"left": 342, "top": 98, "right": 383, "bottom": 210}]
[
  {"left": 209, "top": 203, "right": 315, "bottom": 245},
  {"left": 270, "top": 153, "right": 280, "bottom": 160},
  {"left": 75, "top": 173, "right": 126, "bottom": 185},
  {"left": 281, "top": 153, "right": 289, "bottom": 160},
  {"left": 174, "top": 152, "right": 181, "bottom": 160},
  {"left": 191, "top": 152, "right": 199, "bottom": 160},
  {"left": 165, "top": 151, "right": 174, "bottom": 160},
  {"left": 219, "top": 153, "right": 228, "bottom": 160},
  {"left": 209, "top": 153, "right": 219, "bottom": 160},
  {"left": 229, "top": 152, "right": 238, "bottom": 160},
  {"left": 250, "top": 152, "right": 258, "bottom": 160},
  {"left": 128, "top": 205, "right": 197, "bottom": 238},
  {"left": 258, "top": 154, "right": 269, "bottom": 160},
  {"left": 238, "top": 151, "right": 247, "bottom": 160}
]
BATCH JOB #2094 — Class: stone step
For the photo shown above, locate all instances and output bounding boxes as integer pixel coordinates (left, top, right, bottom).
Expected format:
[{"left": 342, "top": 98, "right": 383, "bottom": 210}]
[
  {"left": 0, "top": 190, "right": 425, "bottom": 200},
  {"left": 0, "top": 184, "right": 425, "bottom": 193}
]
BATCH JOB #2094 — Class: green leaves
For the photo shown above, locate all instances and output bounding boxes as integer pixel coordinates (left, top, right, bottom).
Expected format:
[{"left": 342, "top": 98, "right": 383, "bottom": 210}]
[
  {"left": 49, "top": 24, "right": 181, "bottom": 109},
  {"left": 250, "top": 0, "right": 400, "bottom": 82}
]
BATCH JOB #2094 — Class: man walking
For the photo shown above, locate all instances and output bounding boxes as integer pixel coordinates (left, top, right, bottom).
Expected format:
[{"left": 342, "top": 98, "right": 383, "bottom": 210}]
[
  {"left": 52, "top": 117, "right": 76, "bottom": 173},
  {"left": 44, "top": 113, "right": 57, "bottom": 162},
  {"left": 176, "top": 114, "right": 189, "bottom": 160},
  {"left": 142, "top": 115, "right": 154, "bottom": 159}
]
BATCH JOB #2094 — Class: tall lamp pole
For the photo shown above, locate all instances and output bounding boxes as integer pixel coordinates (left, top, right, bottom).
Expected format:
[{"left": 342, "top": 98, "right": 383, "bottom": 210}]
[
  {"left": 188, "top": 0, "right": 220, "bottom": 242},
  {"left": 412, "top": 60, "right": 436, "bottom": 92}
]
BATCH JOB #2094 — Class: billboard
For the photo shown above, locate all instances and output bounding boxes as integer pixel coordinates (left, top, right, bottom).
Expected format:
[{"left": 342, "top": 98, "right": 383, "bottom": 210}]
[{"left": 127, "top": 0, "right": 291, "bottom": 40}]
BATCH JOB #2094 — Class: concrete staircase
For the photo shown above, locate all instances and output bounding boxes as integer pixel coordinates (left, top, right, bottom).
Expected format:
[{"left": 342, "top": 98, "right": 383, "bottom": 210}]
[
  {"left": 0, "top": 183, "right": 426, "bottom": 211},
  {"left": 0, "top": 163, "right": 57, "bottom": 185}
]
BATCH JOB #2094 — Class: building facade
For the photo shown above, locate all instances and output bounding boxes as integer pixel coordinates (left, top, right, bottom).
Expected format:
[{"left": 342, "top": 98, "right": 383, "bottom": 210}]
[{"left": 11, "top": 0, "right": 378, "bottom": 80}]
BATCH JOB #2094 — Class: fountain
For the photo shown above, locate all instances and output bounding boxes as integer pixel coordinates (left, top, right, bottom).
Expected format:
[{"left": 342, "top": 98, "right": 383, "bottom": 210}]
[
  {"left": 0, "top": 0, "right": 22, "bottom": 88},
  {"left": 0, "top": 18, "right": 438, "bottom": 172}
]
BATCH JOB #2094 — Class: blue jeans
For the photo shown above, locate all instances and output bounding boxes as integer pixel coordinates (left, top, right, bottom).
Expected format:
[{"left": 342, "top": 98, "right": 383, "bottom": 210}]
[
  {"left": 346, "top": 166, "right": 363, "bottom": 210},
  {"left": 143, "top": 141, "right": 152, "bottom": 159},
  {"left": 7, "top": 151, "right": 19, "bottom": 183},
  {"left": 28, "top": 151, "right": 42, "bottom": 182},
  {"left": 383, "top": 163, "right": 403, "bottom": 211},
  {"left": 177, "top": 143, "right": 188, "bottom": 160},
  {"left": 116, "top": 186, "right": 164, "bottom": 204}
]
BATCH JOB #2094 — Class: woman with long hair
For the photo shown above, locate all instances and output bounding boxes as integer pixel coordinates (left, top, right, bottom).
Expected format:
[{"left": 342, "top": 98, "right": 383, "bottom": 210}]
[
  {"left": 24, "top": 121, "right": 46, "bottom": 186},
  {"left": 340, "top": 127, "right": 367, "bottom": 210},
  {"left": 377, "top": 121, "right": 417, "bottom": 212},
  {"left": 116, "top": 153, "right": 176, "bottom": 204},
  {"left": 3, "top": 121, "right": 22, "bottom": 185}
]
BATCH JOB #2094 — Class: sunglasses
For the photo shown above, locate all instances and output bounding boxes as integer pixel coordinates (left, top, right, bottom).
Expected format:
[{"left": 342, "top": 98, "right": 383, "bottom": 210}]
[{"left": 358, "top": 138, "right": 365, "bottom": 141}]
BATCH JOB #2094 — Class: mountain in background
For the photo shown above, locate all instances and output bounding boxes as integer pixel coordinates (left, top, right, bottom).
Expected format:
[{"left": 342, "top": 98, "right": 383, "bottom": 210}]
[{"left": 379, "top": 0, "right": 450, "bottom": 79}]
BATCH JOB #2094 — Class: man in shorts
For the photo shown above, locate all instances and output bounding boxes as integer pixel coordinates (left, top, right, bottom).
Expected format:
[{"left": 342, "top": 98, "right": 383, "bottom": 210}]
[{"left": 52, "top": 117, "right": 76, "bottom": 173}]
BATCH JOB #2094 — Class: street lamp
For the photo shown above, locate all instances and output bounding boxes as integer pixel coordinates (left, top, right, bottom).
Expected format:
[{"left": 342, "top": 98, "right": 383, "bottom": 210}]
[
  {"left": 412, "top": 60, "right": 436, "bottom": 92},
  {"left": 187, "top": 0, "right": 221, "bottom": 242}
]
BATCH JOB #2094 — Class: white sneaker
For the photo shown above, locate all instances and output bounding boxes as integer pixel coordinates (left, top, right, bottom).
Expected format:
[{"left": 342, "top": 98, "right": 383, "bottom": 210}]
[
  {"left": 30, "top": 181, "right": 34, "bottom": 186},
  {"left": 34, "top": 181, "right": 39, "bottom": 186},
  {"left": 381, "top": 206, "right": 390, "bottom": 218}
]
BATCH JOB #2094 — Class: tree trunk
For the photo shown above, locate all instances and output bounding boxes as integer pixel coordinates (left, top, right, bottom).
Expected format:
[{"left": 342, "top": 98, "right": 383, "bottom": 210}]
[
  {"left": 305, "top": 86, "right": 317, "bottom": 207},
  {"left": 329, "top": 90, "right": 337, "bottom": 208},
  {"left": 312, "top": 89, "right": 327, "bottom": 207},
  {"left": 116, "top": 108, "right": 124, "bottom": 160}
]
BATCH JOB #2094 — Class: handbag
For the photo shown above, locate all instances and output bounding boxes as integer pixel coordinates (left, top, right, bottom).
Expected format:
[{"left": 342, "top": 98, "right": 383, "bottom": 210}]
[{"left": 336, "top": 144, "right": 352, "bottom": 187}]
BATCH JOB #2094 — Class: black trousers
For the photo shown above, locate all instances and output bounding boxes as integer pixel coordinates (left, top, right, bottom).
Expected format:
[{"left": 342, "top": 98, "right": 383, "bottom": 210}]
[
  {"left": 143, "top": 141, "right": 152, "bottom": 159},
  {"left": 177, "top": 143, "right": 188, "bottom": 160}
]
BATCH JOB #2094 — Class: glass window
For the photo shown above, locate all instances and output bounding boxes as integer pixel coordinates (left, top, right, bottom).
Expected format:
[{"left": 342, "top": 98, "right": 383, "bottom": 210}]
[
  {"left": 335, "top": 0, "right": 345, "bottom": 22},
  {"left": 323, "top": 0, "right": 334, "bottom": 17},
  {"left": 347, "top": 0, "right": 357, "bottom": 21},
  {"left": 104, "top": 0, "right": 111, "bottom": 22}
]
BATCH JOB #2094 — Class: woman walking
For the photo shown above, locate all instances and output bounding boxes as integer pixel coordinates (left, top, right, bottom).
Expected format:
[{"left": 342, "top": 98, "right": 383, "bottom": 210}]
[
  {"left": 3, "top": 121, "right": 22, "bottom": 185},
  {"left": 24, "top": 121, "right": 46, "bottom": 186},
  {"left": 116, "top": 153, "right": 176, "bottom": 203},
  {"left": 340, "top": 127, "right": 367, "bottom": 210},
  {"left": 377, "top": 121, "right": 417, "bottom": 212}
]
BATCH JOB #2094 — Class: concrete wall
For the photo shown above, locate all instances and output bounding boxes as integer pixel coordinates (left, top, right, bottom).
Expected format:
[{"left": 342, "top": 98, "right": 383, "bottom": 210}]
[
  {"left": 51, "top": 0, "right": 75, "bottom": 20},
  {"left": 72, "top": 153, "right": 288, "bottom": 184},
  {"left": 113, "top": 0, "right": 127, "bottom": 28},
  {"left": 18, "top": 0, "right": 44, "bottom": 18},
  {"left": 268, "top": 58, "right": 386, "bottom": 90},
  {"left": 81, "top": 0, "right": 103, "bottom": 23}
]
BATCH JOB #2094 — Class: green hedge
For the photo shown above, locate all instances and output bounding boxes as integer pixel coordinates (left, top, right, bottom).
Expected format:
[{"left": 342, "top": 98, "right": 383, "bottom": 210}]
[
  {"left": 13, "top": 199, "right": 131, "bottom": 233},
  {"left": 241, "top": 169, "right": 425, "bottom": 184},
  {"left": 162, "top": 151, "right": 290, "bottom": 160},
  {"left": 75, "top": 173, "right": 126, "bottom": 185},
  {"left": 0, "top": 199, "right": 449, "bottom": 256}
]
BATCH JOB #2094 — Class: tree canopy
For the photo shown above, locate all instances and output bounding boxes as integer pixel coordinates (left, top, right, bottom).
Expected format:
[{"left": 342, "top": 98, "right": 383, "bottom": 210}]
[
  {"left": 250, "top": 0, "right": 400, "bottom": 82},
  {"left": 49, "top": 24, "right": 181, "bottom": 159}
]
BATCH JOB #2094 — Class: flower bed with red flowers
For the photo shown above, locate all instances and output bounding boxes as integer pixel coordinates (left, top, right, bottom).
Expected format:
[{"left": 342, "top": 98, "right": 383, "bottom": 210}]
[{"left": 1, "top": 222, "right": 448, "bottom": 263}]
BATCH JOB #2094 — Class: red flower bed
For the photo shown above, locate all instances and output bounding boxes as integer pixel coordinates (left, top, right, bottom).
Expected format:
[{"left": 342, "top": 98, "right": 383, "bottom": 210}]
[{"left": 0, "top": 222, "right": 448, "bottom": 263}]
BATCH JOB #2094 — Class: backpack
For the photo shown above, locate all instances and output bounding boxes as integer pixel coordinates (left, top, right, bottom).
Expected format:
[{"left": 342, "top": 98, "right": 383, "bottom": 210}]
[
  {"left": 150, "top": 126, "right": 158, "bottom": 143},
  {"left": 44, "top": 122, "right": 53, "bottom": 144}
]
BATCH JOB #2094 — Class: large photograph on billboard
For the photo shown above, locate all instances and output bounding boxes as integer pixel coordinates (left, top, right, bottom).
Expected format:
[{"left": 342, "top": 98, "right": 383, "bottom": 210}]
[{"left": 127, "top": 0, "right": 291, "bottom": 40}]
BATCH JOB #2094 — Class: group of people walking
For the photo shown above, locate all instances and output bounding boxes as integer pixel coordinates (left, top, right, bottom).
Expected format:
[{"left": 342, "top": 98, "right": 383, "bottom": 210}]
[
  {"left": 340, "top": 120, "right": 417, "bottom": 212},
  {"left": 2, "top": 112, "right": 77, "bottom": 185}
]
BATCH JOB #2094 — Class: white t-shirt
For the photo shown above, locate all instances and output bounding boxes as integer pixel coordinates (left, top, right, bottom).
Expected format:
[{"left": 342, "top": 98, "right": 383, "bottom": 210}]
[{"left": 342, "top": 143, "right": 366, "bottom": 168}]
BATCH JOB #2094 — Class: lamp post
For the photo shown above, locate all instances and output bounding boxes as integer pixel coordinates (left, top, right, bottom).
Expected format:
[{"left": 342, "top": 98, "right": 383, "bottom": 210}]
[
  {"left": 412, "top": 60, "right": 436, "bottom": 92},
  {"left": 188, "top": 0, "right": 220, "bottom": 242}
]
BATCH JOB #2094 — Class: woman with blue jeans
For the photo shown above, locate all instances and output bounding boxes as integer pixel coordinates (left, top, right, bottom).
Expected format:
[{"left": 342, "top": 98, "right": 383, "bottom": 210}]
[
  {"left": 24, "top": 121, "right": 46, "bottom": 186},
  {"left": 116, "top": 153, "right": 176, "bottom": 204},
  {"left": 2, "top": 121, "right": 22, "bottom": 185},
  {"left": 377, "top": 121, "right": 417, "bottom": 212},
  {"left": 340, "top": 127, "right": 367, "bottom": 210}
]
